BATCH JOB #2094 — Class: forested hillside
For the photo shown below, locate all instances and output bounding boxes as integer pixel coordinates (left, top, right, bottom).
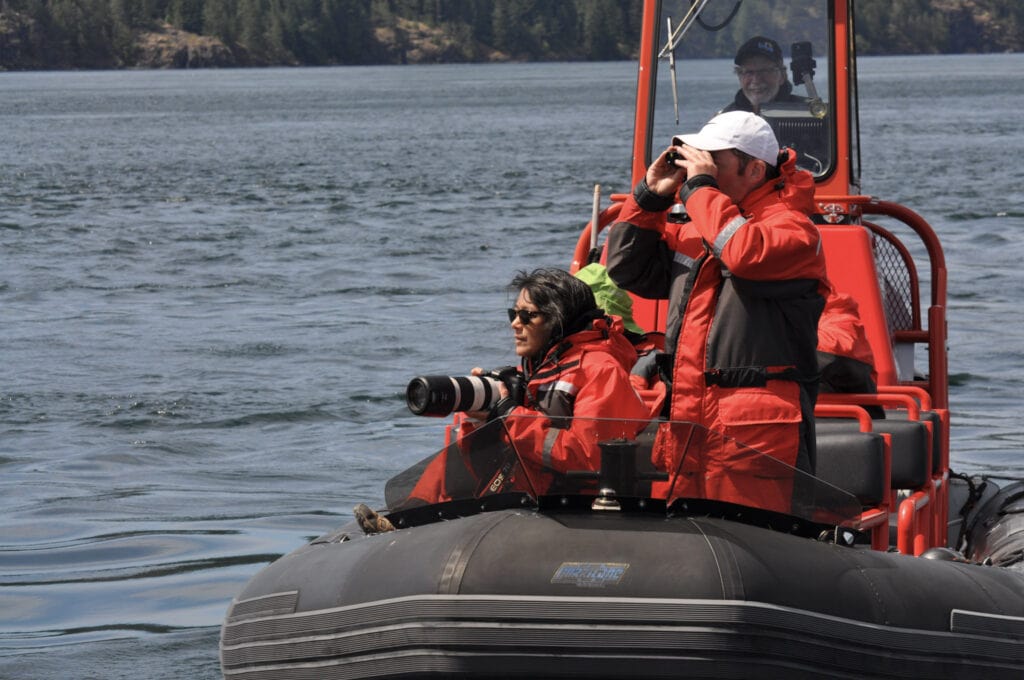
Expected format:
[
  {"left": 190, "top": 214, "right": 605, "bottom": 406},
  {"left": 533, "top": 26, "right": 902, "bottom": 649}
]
[{"left": 1, "top": 0, "right": 1021, "bottom": 71}]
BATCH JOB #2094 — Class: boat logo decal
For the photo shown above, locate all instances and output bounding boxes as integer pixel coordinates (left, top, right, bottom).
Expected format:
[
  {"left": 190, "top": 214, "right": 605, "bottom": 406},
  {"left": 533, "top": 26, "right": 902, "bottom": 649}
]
[
  {"left": 551, "top": 562, "right": 629, "bottom": 588},
  {"left": 819, "top": 202, "right": 850, "bottom": 224}
]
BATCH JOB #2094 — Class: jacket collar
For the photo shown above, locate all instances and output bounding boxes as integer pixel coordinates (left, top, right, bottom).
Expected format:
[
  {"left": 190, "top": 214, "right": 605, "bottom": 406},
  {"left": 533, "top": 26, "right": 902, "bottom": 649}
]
[{"left": 738, "top": 148, "right": 816, "bottom": 216}]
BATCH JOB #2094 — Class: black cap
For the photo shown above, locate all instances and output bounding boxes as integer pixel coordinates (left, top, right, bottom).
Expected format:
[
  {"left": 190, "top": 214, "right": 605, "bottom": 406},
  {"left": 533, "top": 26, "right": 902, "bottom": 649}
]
[{"left": 735, "top": 36, "right": 783, "bottom": 65}]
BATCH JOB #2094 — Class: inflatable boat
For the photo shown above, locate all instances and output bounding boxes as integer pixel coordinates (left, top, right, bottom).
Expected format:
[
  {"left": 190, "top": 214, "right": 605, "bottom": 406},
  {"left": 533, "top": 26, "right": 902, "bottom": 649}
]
[{"left": 220, "top": 2, "right": 1024, "bottom": 678}]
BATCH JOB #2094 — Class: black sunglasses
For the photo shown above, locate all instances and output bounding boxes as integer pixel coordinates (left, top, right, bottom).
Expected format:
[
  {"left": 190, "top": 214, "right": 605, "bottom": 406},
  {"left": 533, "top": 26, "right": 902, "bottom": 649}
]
[{"left": 507, "top": 308, "right": 543, "bottom": 324}]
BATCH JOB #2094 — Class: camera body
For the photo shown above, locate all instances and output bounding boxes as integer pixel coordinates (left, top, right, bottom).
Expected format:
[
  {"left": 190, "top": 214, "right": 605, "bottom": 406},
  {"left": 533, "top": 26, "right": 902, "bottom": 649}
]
[{"left": 406, "top": 367, "right": 523, "bottom": 417}]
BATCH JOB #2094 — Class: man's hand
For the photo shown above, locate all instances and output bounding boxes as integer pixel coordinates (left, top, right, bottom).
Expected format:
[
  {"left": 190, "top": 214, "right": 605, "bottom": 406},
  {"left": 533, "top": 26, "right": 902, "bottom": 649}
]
[
  {"left": 676, "top": 144, "right": 718, "bottom": 179},
  {"left": 647, "top": 144, "right": 719, "bottom": 198},
  {"left": 645, "top": 147, "right": 687, "bottom": 197}
]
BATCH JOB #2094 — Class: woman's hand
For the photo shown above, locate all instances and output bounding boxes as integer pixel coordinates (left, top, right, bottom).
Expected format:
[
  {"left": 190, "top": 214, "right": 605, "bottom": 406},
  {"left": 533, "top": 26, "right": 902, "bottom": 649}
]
[{"left": 466, "top": 367, "right": 509, "bottom": 421}]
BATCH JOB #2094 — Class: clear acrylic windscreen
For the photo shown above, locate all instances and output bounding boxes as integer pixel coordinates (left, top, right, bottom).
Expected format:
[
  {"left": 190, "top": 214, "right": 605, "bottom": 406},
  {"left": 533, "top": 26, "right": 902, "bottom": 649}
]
[
  {"left": 385, "top": 415, "right": 861, "bottom": 527},
  {"left": 654, "top": 0, "right": 834, "bottom": 177}
]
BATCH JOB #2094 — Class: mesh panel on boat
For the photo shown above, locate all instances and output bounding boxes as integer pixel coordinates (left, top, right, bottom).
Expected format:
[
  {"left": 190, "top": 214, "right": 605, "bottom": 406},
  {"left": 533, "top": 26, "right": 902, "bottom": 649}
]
[{"left": 871, "top": 231, "right": 914, "bottom": 333}]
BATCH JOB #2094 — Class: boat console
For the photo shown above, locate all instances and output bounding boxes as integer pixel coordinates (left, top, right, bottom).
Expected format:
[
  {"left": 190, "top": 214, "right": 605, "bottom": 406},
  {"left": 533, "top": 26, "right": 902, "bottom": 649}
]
[{"left": 761, "top": 103, "right": 831, "bottom": 174}]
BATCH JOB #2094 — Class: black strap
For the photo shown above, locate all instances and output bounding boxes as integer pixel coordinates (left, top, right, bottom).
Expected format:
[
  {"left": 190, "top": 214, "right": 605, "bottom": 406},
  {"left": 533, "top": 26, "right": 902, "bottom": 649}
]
[
  {"left": 704, "top": 366, "right": 804, "bottom": 388},
  {"left": 634, "top": 178, "right": 676, "bottom": 212}
]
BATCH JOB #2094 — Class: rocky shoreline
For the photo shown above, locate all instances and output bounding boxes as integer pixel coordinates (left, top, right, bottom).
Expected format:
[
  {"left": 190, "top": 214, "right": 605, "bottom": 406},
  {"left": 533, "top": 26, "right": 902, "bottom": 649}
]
[
  {"left": 1, "top": 5, "right": 1020, "bottom": 71},
  {"left": 133, "top": 24, "right": 242, "bottom": 69},
  {"left": 0, "top": 15, "right": 504, "bottom": 70}
]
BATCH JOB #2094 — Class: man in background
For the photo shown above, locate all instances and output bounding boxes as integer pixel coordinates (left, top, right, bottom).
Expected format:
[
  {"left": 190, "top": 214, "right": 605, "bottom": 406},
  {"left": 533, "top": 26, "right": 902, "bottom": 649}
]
[{"left": 721, "top": 36, "right": 807, "bottom": 115}]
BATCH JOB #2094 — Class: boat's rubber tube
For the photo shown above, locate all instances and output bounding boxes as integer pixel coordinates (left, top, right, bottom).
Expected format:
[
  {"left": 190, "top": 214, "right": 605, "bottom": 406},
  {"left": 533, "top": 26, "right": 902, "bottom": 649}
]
[{"left": 221, "top": 509, "right": 1024, "bottom": 679}]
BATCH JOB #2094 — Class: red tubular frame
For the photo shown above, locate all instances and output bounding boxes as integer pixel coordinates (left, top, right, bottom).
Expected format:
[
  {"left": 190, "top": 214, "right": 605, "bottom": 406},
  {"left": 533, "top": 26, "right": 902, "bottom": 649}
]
[{"left": 818, "top": 391, "right": 938, "bottom": 555}]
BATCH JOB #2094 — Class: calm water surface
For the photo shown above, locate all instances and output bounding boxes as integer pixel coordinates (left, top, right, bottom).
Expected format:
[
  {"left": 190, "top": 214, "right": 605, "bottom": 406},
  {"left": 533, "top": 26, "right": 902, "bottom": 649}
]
[{"left": 1, "top": 54, "right": 1023, "bottom": 679}]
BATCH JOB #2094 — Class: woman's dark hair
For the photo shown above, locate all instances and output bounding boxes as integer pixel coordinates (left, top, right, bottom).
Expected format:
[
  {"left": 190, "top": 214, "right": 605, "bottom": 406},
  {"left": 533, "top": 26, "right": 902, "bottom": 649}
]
[{"left": 509, "top": 267, "right": 598, "bottom": 352}]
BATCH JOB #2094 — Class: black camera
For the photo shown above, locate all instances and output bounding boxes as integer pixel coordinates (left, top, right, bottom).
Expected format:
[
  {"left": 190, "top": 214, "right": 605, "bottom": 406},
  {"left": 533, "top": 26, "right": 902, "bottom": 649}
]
[
  {"left": 406, "top": 367, "right": 522, "bottom": 417},
  {"left": 790, "top": 41, "right": 816, "bottom": 84},
  {"left": 665, "top": 150, "right": 684, "bottom": 166}
]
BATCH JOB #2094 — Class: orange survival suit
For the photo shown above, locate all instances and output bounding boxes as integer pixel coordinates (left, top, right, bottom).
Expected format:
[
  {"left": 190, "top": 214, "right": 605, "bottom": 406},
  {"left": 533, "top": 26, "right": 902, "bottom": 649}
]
[
  {"left": 818, "top": 290, "right": 878, "bottom": 392},
  {"left": 606, "top": 149, "right": 828, "bottom": 512}
]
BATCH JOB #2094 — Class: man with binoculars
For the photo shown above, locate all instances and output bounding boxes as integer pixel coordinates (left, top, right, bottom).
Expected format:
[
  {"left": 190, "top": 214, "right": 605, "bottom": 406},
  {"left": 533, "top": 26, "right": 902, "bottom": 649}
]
[{"left": 605, "top": 110, "right": 829, "bottom": 513}]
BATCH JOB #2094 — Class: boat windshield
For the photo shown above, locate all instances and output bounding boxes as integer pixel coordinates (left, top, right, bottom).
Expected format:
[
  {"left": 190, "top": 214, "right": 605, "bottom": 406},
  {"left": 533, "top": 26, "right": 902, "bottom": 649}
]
[
  {"left": 384, "top": 415, "right": 861, "bottom": 528},
  {"left": 652, "top": 0, "right": 834, "bottom": 177}
]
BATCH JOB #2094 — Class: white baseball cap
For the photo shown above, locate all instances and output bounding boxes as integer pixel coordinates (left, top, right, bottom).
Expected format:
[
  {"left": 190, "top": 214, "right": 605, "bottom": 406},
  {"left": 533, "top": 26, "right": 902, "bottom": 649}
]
[{"left": 673, "top": 111, "right": 780, "bottom": 166}]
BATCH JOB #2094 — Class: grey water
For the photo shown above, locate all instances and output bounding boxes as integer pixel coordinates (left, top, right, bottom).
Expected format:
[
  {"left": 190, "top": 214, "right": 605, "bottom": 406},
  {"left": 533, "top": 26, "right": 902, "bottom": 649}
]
[{"left": 1, "top": 54, "right": 1023, "bottom": 679}]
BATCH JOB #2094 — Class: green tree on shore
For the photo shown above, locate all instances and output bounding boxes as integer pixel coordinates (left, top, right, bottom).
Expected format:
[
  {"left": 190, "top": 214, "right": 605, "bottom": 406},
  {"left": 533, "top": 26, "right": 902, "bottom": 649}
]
[{"left": 0, "top": 0, "right": 1021, "bottom": 71}]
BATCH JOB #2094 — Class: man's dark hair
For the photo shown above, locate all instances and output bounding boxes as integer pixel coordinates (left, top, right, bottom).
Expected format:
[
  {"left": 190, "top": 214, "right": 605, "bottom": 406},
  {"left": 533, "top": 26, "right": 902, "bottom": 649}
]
[
  {"left": 731, "top": 148, "right": 780, "bottom": 181},
  {"left": 510, "top": 267, "right": 597, "bottom": 344}
]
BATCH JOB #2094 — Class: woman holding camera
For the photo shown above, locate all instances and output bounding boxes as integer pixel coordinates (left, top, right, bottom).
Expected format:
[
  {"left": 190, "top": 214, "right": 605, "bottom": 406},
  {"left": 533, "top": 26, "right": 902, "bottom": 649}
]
[
  {"left": 375, "top": 267, "right": 651, "bottom": 521},
  {"left": 479, "top": 268, "right": 645, "bottom": 418},
  {"left": 472, "top": 267, "right": 652, "bottom": 494}
]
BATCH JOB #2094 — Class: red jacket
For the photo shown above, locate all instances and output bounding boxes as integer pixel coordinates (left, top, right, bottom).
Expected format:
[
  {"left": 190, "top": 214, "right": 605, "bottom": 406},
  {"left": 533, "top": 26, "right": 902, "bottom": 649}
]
[
  {"left": 402, "top": 316, "right": 650, "bottom": 505},
  {"left": 607, "top": 150, "right": 828, "bottom": 512},
  {"left": 502, "top": 315, "right": 651, "bottom": 492},
  {"left": 818, "top": 289, "right": 877, "bottom": 382}
]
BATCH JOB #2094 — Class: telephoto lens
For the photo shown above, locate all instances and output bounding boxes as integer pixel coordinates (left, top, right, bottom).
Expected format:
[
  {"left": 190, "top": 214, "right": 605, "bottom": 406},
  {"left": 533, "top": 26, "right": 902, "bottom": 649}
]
[{"left": 405, "top": 374, "right": 504, "bottom": 417}]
